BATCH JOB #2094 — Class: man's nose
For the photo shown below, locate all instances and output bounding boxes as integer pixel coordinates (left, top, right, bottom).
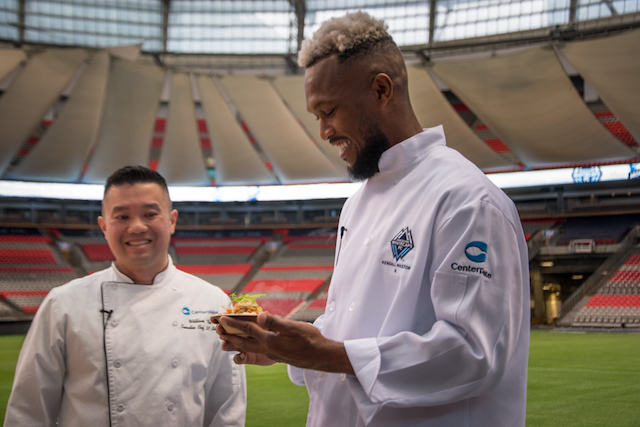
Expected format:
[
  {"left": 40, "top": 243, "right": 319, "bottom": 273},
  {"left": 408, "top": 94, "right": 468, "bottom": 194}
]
[
  {"left": 128, "top": 216, "right": 147, "bottom": 233},
  {"left": 319, "top": 118, "right": 334, "bottom": 141}
]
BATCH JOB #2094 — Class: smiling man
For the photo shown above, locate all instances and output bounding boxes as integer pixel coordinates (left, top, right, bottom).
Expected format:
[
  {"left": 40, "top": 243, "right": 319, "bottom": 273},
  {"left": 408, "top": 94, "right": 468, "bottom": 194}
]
[
  {"left": 217, "top": 11, "right": 530, "bottom": 427},
  {"left": 5, "top": 166, "right": 246, "bottom": 427},
  {"left": 98, "top": 175, "right": 177, "bottom": 285}
]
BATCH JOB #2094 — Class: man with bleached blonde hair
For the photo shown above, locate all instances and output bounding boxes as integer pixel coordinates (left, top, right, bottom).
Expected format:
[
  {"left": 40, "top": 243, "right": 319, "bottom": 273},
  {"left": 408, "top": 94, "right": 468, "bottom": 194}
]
[{"left": 217, "top": 11, "right": 530, "bottom": 427}]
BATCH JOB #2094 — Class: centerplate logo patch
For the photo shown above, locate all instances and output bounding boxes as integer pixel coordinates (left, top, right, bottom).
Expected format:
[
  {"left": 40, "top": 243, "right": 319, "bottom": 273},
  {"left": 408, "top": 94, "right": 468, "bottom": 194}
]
[
  {"left": 391, "top": 227, "right": 414, "bottom": 261},
  {"left": 452, "top": 240, "right": 492, "bottom": 278},
  {"left": 465, "top": 241, "right": 488, "bottom": 263}
]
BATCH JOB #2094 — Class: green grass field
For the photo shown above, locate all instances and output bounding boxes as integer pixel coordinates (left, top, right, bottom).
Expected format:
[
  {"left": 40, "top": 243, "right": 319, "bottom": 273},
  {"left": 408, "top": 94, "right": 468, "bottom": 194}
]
[{"left": 1, "top": 330, "right": 639, "bottom": 426}]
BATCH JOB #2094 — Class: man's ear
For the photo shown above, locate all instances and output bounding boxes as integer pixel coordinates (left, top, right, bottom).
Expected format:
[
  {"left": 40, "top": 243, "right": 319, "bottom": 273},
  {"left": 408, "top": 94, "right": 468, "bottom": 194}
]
[
  {"left": 98, "top": 216, "right": 106, "bottom": 234},
  {"left": 371, "top": 73, "right": 393, "bottom": 105},
  {"left": 170, "top": 209, "right": 178, "bottom": 234}
]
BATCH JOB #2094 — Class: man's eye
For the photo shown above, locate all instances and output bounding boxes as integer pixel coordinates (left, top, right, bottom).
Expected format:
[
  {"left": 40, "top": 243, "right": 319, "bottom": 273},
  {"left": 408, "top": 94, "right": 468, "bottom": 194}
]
[{"left": 115, "top": 215, "right": 128, "bottom": 220}]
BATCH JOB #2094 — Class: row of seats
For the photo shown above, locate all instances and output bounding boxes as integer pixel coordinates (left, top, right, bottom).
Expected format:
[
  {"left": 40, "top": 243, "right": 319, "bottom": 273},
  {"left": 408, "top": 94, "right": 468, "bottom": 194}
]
[
  {"left": 0, "top": 234, "right": 76, "bottom": 315},
  {"left": 621, "top": 254, "right": 640, "bottom": 267},
  {"left": 243, "top": 279, "right": 326, "bottom": 294},
  {"left": 521, "top": 219, "right": 560, "bottom": 237},
  {"left": 255, "top": 298, "right": 305, "bottom": 317},
  {"left": 0, "top": 299, "right": 18, "bottom": 316},
  {"left": 572, "top": 307, "right": 640, "bottom": 327},
  {"left": 0, "top": 290, "right": 49, "bottom": 315},
  {"left": 177, "top": 264, "right": 252, "bottom": 294},
  {"left": 555, "top": 214, "right": 640, "bottom": 245},
  {"left": 0, "top": 235, "right": 52, "bottom": 244},
  {"left": 290, "top": 292, "right": 328, "bottom": 322},
  {"left": 598, "top": 281, "right": 640, "bottom": 295},
  {"left": 0, "top": 266, "right": 78, "bottom": 292},
  {"left": 572, "top": 252, "right": 640, "bottom": 327},
  {"left": 0, "top": 248, "right": 60, "bottom": 265},
  {"left": 586, "top": 294, "right": 640, "bottom": 307}
]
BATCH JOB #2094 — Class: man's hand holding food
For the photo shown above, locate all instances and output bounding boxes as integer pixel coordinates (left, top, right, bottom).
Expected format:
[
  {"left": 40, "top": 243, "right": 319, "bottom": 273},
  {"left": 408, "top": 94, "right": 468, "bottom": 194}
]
[{"left": 216, "top": 312, "right": 355, "bottom": 375}]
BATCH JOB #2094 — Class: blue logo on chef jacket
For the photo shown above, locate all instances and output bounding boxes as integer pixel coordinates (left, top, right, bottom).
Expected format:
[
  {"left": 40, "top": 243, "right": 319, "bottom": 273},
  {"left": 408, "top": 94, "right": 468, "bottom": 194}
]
[
  {"left": 465, "top": 241, "right": 487, "bottom": 263},
  {"left": 182, "top": 307, "right": 190, "bottom": 315},
  {"left": 452, "top": 241, "right": 492, "bottom": 278},
  {"left": 390, "top": 228, "right": 414, "bottom": 261}
]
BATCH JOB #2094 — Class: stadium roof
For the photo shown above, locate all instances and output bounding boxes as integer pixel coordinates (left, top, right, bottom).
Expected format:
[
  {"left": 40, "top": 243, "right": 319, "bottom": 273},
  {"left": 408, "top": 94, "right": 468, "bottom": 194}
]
[{"left": 0, "top": 1, "right": 639, "bottom": 189}]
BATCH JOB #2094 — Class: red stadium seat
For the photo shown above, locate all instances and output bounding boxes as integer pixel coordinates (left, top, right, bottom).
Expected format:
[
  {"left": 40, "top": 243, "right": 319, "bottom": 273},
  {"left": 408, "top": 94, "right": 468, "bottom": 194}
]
[
  {"left": 0, "top": 249, "right": 57, "bottom": 264},
  {"left": 243, "top": 279, "right": 325, "bottom": 293},
  {"left": 81, "top": 244, "right": 115, "bottom": 261},
  {"left": 177, "top": 264, "right": 252, "bottom": 275},
  {"left": 0, "top": 235, "right": 52, "bottom": 243},
  {"left": 175, "top": 246, "right": 257, "bottom": 255},
  {"left": 308, "top": 297, "right": 327, "bottom": 309},
  {"left": 258, "top": 298, "right": 303, "bottom": 317}
]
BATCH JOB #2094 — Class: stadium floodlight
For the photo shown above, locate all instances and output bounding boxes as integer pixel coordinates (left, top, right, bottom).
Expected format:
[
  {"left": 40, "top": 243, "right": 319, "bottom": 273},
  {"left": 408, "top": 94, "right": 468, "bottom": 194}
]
[
  {"left": 0, "top": 163, "right": 638, "bottom": 202},
  {"left": 487, "top": 163, "right": 640, "bottom": 188}
]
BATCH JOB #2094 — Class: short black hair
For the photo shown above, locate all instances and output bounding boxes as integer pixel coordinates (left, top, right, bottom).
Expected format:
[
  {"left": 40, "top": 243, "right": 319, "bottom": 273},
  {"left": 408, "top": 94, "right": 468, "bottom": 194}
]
[{"left": 104, "top": 165, "right": 170, "bottom": 204}]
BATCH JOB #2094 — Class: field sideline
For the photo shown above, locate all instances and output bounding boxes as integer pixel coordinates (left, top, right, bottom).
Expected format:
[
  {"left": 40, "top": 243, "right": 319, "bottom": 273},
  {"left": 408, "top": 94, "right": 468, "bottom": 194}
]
[{"left": 1, "top": 330, "right": 639, "bottom": 426}]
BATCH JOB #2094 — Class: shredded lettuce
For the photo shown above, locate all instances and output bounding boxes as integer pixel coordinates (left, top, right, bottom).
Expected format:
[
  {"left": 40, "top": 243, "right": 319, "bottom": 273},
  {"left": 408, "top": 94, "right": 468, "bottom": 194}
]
[{"left": 229, "top": 293, "right": 266, "bottom": 304}]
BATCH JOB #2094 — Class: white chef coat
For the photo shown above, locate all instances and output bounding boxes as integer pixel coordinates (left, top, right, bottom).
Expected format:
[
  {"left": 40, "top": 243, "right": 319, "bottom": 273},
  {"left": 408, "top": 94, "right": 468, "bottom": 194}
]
[
  {"left": 4, "top": 256, "right": 246, "bottom": 427},
  {"left": 289, "top": 126, "right": 530, "bottom": 427}
]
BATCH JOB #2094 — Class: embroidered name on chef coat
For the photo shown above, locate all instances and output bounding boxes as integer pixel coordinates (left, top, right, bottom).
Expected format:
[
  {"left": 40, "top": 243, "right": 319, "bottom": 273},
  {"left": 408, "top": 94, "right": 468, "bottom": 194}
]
[{"left": 180, "top": 306, "right": 220, "bottom": 332}]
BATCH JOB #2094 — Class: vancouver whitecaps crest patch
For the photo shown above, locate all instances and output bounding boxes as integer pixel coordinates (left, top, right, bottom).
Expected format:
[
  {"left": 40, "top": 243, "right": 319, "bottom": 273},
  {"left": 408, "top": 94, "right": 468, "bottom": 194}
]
[{"left": 391, "top": 227, "right": 414, "bottom": 261}]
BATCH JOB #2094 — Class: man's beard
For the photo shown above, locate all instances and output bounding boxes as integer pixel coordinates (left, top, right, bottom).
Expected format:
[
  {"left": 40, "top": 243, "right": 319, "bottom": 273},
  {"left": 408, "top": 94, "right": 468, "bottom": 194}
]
[{"left": 348, "top": 121, "right": 390, "bottom": 181}]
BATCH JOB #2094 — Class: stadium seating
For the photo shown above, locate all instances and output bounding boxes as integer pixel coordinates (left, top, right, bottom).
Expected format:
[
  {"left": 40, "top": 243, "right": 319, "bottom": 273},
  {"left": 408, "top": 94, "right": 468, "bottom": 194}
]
[
  {"left": 71, "top": 238, "right": 113, "bottom": 272},
  {"left": 0, "top": 248, "right": 58, "bottom": 265},
  {"left": 271, "top": 236, "right": 336, "bottom": 266},
  {"left": 521, "top": 218, "right": 560, "bottom": 239},
  {"left": 176, "top": 264, "right": 251, "bottom": 294},
  {"left": 0, "top": 298, "right": 19, "bottom": 317},
  {"left": 555, "top": 215, "right": 640, "bottom": 246},
  {"left": 243, "top": 278, "right": 326, "bottom": 293},
  {"left": 233, "top": 236, "right": 335, "bottom": 317},
  {"left": 0, "top": 235, "right": 52, "bottom": 244},
  {"left": 0, "top": 291, "right": 48, "bottom": 315},
  {"left": 239, "top": 279, "right": 326, "bottom": 317},
  {"left": 590, "top": 106, "right": 637, "bottom": 147},
  {"left": 0, "top": 234, "right": 61, "bottom": 265},
  {"left": 81, "top": 243, "right": 115, "bottom": 262},
  {"left": 571, "top": 254, "right": 640, "bottom": 328},
  {"left": 289, "top": 291, "right": 328, "bottom": 322},
  {"left": 172, "top": 237, "right": 267, "bottom": 265},
  {"left": 0, "top": 233, "right": 78, "bottom": 316}
]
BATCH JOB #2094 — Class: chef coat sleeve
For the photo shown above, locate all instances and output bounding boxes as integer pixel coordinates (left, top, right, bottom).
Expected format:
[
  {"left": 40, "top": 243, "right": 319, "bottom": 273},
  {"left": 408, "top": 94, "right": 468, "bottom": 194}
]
[
  {"left": 4, "top": 289, "right": 66, "bottom": 427},
  {"left": 343, "top": 200, "right": 527, "bottom": 423},
  {"left": 202, "top": 338, "right": 247, "bottom": 427}
]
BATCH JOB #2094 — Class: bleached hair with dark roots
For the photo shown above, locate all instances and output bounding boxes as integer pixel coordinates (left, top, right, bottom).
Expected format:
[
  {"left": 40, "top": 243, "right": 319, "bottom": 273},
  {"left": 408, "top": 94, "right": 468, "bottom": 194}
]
[{"left": 297, "top": 11, "right": 394, "bottom": 68}]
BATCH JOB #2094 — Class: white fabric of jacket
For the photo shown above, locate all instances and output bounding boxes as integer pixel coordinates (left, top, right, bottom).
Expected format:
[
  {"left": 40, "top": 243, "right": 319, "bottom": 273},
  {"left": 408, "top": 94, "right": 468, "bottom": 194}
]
[
  {"left": 4, "top": 256, "right": 246, "bottom": 427},
  {"left": 289, "top": 126, "right": 530, "bottom": 427}
]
